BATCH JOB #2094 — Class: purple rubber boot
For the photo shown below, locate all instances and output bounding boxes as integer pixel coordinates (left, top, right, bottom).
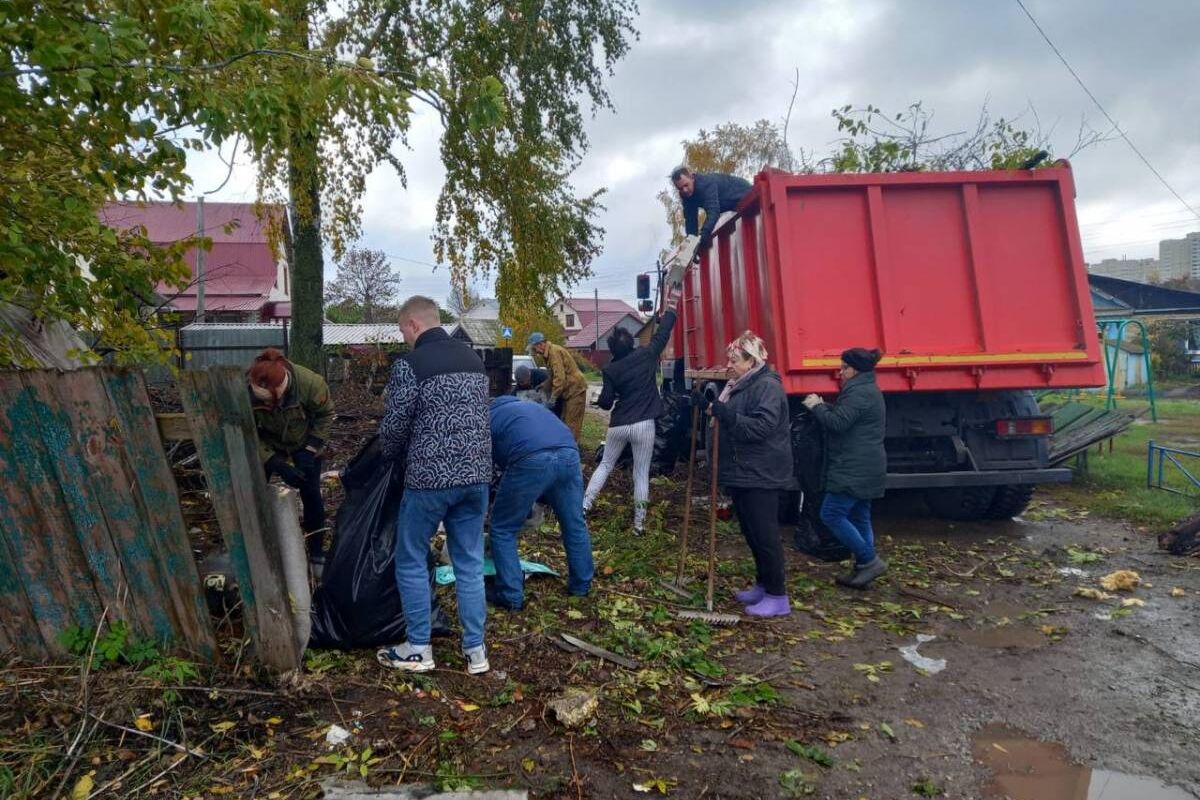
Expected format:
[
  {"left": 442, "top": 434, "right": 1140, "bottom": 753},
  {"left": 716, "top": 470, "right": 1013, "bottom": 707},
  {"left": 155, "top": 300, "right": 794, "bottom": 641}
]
[
  {"left": 734, "top": 585, "right": 766, "bottom": 605},
  {"left": 745, "top": 594, "right": 791, "bottom": 618}
]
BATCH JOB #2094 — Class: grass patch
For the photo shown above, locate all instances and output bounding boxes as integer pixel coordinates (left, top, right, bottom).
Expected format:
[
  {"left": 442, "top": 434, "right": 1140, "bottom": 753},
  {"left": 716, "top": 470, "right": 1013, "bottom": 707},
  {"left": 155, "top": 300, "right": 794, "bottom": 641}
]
[
  {"left": 581, "top": 409, "right": 607, "bottom": 454},
  {"left": 1043, "top": 396, "right": 1200, "bottom": 527}
]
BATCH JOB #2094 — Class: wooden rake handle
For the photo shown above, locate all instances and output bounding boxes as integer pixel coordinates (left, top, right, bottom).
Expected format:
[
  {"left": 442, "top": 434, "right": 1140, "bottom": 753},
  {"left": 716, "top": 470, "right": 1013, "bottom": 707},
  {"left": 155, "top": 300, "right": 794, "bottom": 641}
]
[
  {"left": 706, "top": 416, "right": 720, "bottom": 613},
  {"left": 675, "top": 403, "right": 701, "bottom": 586}
]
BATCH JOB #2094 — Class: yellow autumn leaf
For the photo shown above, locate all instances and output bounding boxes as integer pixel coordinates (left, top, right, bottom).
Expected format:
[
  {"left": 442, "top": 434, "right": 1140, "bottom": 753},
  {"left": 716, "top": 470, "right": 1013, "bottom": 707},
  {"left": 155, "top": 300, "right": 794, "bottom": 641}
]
[
  {"left": 210, "top": 721, "right": 237, "bottom": 734},
  {"left": 266, "top": 717, "right": 283, "bottom": 725},
  {"left": 71, "top": 772, "right": 95, "bottom": 800},
  {"left": 1170, "top": 587, "right": 1186, "bottom": 597},
  {"left": 134, "top": 715, "right": 153, "bottom": 732},
  {"left": 459, "top": 702, "right": 480, "bottom": 712},
  {"left": 521, "top": 757, "right": 536, "bottom": 773},
  {"left": 248, "top": 744, "right": 267, "bottom": 759},
  {"left": 904, "top": 719, "right": 925, "bottom": 729}
]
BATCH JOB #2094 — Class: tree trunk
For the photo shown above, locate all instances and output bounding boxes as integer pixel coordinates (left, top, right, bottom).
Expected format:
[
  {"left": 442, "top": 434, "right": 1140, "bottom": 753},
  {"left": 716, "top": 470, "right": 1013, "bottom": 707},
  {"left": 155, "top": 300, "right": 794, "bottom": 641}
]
[
  {"left": 288, "top": 160, "right": 324, "bottom": 372},
  {"left": 285, "top": 7, "right": 324, "bottom": 374}
]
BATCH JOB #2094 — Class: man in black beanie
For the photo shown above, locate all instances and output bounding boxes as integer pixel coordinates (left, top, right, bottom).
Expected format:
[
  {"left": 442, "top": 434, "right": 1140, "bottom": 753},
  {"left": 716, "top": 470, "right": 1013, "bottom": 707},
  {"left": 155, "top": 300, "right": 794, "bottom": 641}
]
[{"left": 803, "top": 348, "right": 888, "bottom": 588}]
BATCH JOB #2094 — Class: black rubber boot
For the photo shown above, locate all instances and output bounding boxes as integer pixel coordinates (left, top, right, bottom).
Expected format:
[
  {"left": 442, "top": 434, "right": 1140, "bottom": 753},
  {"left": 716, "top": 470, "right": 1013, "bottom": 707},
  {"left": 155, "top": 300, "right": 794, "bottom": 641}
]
[{"left": 846, "top": 557, "right": 887, "bottom": 589}]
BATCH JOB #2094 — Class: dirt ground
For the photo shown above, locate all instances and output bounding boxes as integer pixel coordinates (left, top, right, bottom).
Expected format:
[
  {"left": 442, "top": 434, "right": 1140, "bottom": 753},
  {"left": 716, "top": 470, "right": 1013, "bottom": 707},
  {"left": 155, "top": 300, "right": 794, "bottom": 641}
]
[{"left": 4, "top": 403, "right": 1200, "bottom": 800}]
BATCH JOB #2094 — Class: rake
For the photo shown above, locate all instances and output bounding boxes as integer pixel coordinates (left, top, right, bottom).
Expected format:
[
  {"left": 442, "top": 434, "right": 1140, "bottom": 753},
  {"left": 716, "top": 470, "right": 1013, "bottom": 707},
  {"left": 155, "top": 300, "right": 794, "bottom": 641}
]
[{"left": 675, "top": 415, "right": 739, "bottom": 626}]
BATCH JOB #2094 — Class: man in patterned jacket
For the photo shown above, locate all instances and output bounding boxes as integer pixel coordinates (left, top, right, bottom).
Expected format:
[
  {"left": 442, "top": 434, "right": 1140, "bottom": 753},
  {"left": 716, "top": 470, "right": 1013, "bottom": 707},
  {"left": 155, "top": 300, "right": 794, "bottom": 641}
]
[{"left": 376, "top": 296, "right": 492, "bottom": 675}]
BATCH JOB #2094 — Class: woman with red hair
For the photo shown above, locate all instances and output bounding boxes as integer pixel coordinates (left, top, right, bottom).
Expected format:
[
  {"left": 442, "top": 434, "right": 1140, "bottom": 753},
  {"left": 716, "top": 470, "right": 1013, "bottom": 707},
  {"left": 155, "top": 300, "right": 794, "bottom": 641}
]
[{"left": 247, "top": 348, "right": 335, "bottom": 562}]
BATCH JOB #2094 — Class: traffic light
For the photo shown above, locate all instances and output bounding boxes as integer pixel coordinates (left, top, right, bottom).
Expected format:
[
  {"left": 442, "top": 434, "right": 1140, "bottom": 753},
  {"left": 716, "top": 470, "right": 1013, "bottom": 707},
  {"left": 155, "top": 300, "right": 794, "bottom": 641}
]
[{"left": 636, "top": 273, "right": 650, "bottom": 299}]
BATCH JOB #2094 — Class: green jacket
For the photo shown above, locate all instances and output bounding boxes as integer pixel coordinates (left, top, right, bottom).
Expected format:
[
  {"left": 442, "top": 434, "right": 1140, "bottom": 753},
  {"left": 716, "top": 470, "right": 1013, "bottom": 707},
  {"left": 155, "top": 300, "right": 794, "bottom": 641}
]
[
  {"left": 810, "top": 371, "right": 886, "bottom": 499},
  {"left": 251, "top": 362, "right": 335, "bottom": 463}
]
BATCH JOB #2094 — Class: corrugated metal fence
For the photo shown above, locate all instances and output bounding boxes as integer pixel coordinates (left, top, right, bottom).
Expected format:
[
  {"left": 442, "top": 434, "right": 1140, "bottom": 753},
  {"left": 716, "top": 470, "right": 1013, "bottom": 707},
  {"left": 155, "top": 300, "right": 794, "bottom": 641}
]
[{"left": 179, "top": 322, "right": 288, "bottom": 370}]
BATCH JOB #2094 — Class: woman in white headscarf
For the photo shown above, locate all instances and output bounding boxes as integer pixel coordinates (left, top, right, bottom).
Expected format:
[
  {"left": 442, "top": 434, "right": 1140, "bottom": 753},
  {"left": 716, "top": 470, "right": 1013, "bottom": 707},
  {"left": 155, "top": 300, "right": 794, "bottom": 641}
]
[{"left": 696, "top": 331, "right": 795, "bottom": 617}]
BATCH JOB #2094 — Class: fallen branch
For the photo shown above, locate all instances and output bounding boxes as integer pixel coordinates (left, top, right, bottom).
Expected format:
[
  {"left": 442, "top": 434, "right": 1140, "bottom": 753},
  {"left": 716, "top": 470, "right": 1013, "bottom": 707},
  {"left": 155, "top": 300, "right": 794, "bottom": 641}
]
[
  {"left": 898, "top": 585, "right": 960, "bottom": 610},
  {"left": 86, "top": 713, "right": 208, "bottom": 758},
  {"left": 124, "top": 752, "right": 189, "bottom": 797},
  {"left": 1111, "top": 628, "right": 1200, "bottom": 671},
  {"left": 559, "top": 633, "right": 639, "bottom": 670},
  {"left": 569, "top": 734, "right": 583, "bottom": 800}
]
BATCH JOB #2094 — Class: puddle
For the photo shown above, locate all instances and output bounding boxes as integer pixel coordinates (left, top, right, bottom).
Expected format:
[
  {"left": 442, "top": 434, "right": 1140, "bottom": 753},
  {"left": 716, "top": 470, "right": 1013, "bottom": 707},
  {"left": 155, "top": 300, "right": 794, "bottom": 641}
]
[
  {"left": 980, "top": 601, "right": 1030, "bottom": 620},
  {"left": 959, "top": 625, "right": 1046, "bottom": 650},
  {"left": 972, "top": 724, "right": 1194, "bottom": 799}
]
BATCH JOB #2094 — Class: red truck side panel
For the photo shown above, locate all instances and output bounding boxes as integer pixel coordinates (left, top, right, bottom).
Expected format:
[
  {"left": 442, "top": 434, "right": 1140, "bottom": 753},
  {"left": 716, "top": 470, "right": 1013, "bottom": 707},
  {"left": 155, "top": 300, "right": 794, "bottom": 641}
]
[{"left": 677, "top": 166, "right": 1106, "bottom": 395}]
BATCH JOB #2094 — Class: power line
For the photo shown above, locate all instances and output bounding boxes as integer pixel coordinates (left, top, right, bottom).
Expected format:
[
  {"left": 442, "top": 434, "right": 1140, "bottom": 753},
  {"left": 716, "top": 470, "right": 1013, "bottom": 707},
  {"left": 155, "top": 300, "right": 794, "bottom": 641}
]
[{"left": 1014, "top": 0, "right": 1200, "bottom": 221}]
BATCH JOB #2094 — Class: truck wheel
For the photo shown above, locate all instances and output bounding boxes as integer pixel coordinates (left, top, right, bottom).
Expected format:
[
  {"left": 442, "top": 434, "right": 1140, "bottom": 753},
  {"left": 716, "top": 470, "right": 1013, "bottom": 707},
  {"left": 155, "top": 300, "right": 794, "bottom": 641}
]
[
  {"left": 985, "top": 485, "right": 1036, "bottom": 520},
  {"left": 924, "top": 486, "right": 997, "bottom": 520}
]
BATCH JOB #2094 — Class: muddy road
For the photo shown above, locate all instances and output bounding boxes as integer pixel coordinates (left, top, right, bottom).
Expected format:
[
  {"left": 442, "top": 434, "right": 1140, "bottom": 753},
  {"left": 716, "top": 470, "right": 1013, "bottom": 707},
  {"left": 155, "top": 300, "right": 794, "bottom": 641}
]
[{"left": 752, "top": 494, "right": 1200, "bottom": 800}]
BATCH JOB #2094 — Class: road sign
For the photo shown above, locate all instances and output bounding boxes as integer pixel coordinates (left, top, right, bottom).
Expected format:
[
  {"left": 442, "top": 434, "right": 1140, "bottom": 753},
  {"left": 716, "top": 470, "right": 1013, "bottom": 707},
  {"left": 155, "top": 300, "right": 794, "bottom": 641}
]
[{"left": 501, "top": 325, "right": 513, "bottom": 339}]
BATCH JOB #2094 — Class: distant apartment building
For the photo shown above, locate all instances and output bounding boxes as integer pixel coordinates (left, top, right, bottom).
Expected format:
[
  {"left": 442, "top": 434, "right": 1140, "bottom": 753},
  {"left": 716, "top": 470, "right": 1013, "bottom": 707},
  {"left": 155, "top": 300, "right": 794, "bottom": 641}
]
[
  {"left": 1088, "top": 256, "right": 1160, "bottom": 282},
  {"left": 1159, "top": 232, "right": 1200, "bottom": 281}
]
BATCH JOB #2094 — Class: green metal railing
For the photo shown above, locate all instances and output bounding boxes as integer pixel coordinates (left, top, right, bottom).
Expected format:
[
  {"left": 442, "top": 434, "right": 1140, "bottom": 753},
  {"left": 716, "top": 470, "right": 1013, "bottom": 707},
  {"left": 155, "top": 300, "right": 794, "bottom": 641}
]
[
  {"left": 1098, "top": 319, "right": 1157, "bottom": 422},
  {"left": 1147, "top": 440, "right": 1200, "bottom": 497}
]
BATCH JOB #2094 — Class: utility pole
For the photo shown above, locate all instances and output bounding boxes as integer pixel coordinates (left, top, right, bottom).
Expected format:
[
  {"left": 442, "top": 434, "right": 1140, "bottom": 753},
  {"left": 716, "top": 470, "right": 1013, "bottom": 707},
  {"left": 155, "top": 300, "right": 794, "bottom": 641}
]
[
  {"left": 594, "top": 289, "right": 600, "bottom": 356},
  {"left": 195, "top": 196, "right": 206, "bottom": 324}
]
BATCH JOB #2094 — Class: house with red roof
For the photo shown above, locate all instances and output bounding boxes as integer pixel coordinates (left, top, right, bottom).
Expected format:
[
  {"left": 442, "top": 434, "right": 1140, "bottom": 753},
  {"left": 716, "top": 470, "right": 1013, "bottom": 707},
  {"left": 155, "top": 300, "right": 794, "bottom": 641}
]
[
  {"left": 101, "top": 201, "right": 292, "bottom": 323},
  {"left": 552, "top": 296, "right": 644, "bottom": 367}
]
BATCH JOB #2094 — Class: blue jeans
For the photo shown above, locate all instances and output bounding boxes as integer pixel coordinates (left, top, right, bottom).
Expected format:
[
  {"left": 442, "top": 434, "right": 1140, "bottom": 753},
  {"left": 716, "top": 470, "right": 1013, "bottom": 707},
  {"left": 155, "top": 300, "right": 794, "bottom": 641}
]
[
  {"left": 490, "top": 447, "right": 594, "bottom": 608},
  {"left": 395, "top": 484, "right": 488, "bottom": 649},
  {"left": 820, "top": 493, "right": 876, "bottom": 566}
]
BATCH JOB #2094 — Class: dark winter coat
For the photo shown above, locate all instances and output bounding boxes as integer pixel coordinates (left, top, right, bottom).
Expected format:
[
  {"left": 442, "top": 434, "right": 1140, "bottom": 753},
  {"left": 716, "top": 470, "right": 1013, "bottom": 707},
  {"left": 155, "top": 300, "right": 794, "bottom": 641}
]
[
  {"left": 598, "top": 310, "right": 676, "bottom": 428},
  {"left": 379, "top": 326, "right": 492, "bottom": 489},
  {"left": 709, "top": 367, "right": 794, "bottom": 491},
  {"left": 682, "top": 172, "right": 753, "bottom": 247},
  {"left": 251, "top": 362, "right": 334, "bottom": 463},
  {"left": 810, "top": 371, "right": 887, "bottom": 499}
]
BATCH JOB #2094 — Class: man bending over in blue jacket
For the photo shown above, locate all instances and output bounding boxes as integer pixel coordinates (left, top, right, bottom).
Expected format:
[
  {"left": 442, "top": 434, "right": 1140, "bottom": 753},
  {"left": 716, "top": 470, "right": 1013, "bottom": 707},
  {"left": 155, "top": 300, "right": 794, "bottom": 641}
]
[{"left": 488, "top": 395, "right": 594, "bottom": 610}]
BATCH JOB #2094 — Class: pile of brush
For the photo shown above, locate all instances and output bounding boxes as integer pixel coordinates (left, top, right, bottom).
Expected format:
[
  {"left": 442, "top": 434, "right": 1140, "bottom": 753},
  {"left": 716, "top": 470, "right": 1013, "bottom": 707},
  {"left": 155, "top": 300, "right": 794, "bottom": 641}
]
[{"left": 1159, "top": 509, "right": 1200, "bottom": 556}]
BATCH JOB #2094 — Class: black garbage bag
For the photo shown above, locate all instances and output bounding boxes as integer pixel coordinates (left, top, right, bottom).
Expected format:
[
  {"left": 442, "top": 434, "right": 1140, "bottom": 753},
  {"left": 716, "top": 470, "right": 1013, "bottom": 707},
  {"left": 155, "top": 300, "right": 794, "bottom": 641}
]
[
  {"left": 593, "top": 389, "right": 692, "bottom": 476},
  {"left": 309, "top": 436, "right": 450, "bottom": 649},
  {"left": 789, "top": 406, "right": 852, "bottom": 563},
  {"left": 652, "top": 389, "right": 691, "bottom": 474}
]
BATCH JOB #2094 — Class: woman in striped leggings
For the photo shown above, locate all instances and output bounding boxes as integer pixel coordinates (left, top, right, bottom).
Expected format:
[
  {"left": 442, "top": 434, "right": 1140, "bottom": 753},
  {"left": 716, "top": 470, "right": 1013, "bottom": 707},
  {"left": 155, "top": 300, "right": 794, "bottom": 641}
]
[{"left": 584, "top": 289, "right": 681, "bottom": 533}]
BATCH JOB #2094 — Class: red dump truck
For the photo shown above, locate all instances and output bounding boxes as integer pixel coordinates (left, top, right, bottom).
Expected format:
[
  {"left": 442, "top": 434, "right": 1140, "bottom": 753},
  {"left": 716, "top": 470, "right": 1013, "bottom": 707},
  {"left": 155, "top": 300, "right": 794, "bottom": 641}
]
[{"left": 669, "top": 164, "right": 1106, "bottom": 522}]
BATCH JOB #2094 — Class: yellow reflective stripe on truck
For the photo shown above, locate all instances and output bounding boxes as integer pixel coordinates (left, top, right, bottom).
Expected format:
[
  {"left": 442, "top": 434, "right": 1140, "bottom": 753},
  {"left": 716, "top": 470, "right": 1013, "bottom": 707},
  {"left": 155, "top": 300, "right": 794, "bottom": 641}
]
[{"left": 800, "top": 351, "right": 1090, "bottom": 367}]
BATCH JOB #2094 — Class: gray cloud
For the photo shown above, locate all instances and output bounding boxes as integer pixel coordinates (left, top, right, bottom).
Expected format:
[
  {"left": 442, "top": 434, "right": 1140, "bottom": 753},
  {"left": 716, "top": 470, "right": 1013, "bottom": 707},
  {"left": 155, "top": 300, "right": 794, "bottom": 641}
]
[{"left": 195, "top": 0, "right": 1200, "bottom": 309}]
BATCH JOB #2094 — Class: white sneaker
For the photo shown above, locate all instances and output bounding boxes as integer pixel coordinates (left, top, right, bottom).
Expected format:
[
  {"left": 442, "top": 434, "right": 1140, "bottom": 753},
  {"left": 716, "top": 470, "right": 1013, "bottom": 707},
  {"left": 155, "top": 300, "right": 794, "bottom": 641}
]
[
  {"left": 376, "top": 642, "right": 434, "bottom": 672},
  {"left": 463, "top": 645, "right": 490, "bottom": 675}
]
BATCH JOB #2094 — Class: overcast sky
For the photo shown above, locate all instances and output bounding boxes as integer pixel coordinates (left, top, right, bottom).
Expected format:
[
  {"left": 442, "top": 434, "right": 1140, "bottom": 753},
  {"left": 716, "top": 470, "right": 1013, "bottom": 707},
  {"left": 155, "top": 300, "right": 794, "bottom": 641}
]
[{"left": 188, "top": 0, "right": 1200, "bottom": 307}]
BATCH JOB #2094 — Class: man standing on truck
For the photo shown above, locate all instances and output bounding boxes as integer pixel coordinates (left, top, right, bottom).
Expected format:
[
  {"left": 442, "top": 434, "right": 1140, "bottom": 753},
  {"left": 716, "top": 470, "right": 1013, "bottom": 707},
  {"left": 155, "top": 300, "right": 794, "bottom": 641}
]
[
  {"left": 527, "top": 332, "right": 588, "bottom": 443},
  {"left": 671, "top": 166, "right": 753, "bottom": 249}
]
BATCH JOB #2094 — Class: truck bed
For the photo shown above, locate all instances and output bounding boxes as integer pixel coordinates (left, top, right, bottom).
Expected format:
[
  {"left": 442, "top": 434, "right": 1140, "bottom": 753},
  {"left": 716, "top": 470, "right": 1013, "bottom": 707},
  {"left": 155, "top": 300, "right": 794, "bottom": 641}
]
[{"left": 676, "top": 166, "right": 1107, "bottom": 394}]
